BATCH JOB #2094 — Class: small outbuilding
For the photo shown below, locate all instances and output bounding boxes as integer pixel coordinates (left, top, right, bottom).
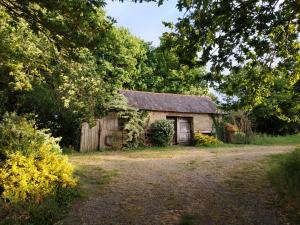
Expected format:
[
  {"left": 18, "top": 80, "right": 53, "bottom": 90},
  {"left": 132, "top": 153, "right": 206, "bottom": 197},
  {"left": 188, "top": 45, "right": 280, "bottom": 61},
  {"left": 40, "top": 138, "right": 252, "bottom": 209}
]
[{"left": 80, "top": 90, "right": 219, "bottom": 151}]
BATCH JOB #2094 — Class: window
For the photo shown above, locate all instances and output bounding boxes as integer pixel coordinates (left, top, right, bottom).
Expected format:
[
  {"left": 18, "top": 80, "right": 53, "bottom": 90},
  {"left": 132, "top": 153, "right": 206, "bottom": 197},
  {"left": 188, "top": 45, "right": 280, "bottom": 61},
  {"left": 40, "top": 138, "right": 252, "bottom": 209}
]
[{"left": 118, "top": 118, "right": 126, "bottom": 130}]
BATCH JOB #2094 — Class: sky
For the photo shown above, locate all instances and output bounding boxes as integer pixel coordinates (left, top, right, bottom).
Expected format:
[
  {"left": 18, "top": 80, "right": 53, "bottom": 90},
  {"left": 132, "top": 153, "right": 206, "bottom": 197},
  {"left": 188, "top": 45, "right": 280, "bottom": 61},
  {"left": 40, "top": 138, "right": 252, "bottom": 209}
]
[
  {"left": 105, "top": 1, "right": 224, "bottom": 100},
  {"left": 105, "top": 0, "right": 183, "bottom": 46}
]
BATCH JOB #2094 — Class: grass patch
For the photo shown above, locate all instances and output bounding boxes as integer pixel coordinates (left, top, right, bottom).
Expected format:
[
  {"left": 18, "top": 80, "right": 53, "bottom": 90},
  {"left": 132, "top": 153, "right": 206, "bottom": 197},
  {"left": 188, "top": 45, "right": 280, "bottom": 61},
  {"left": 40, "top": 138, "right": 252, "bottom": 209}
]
[
  {"left": 196, "top": 142, "right": 226, "bottom": 148},
  {"left": 267, "top": 147, "right": 300, "bottom": 224},
  {"left": 74, "top": 165, "right": 119, "bottom": 196},
  {"left": 179, "top": 214, "right": 197, "bottom": 225},
  {"left": 250, "top": 133, "right": 300, "bottom": 145},
  {"left": 62, "top": 146, "right": 78, "bottom": 155},
  {"left": 66, "top": 133, "right": 300, "bottom": 155},
  {"left": 70, "top": 144, "right": 255, "bottom": 159},
  {"left": 106, "top": 143, "right": 245, "bottom": 153}
]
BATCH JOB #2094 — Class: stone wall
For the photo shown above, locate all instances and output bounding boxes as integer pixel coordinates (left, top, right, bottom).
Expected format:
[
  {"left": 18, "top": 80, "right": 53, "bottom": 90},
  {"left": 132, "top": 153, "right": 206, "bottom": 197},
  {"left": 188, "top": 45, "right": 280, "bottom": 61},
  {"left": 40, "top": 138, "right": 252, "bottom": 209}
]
[
  {"left": 88, "top": 111, "right": 214, "bottom": 149},
  {"left": 146, "top": 111, "right": 214, "bottom": 133}
]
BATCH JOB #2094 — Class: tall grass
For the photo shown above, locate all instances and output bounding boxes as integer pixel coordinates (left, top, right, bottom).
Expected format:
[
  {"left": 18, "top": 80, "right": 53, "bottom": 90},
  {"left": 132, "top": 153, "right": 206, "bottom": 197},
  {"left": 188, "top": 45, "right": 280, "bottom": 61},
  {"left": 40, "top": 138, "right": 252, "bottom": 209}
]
[
  {"left": 0, "top": 187, "right": 79, "bottom": 225},
  {"left": 249, "top": 133, "right": 300, "bottom": 145},
  {"left": 268, "top": 147, "right": 300, "bottom": 224}
]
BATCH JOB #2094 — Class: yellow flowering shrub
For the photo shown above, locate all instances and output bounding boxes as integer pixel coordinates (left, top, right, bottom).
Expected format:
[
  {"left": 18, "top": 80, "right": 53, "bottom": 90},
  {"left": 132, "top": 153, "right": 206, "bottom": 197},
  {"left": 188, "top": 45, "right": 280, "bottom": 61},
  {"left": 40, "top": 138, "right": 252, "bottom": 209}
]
[
  {"left": 0, "top": 113, "right": 77, "bottom": 225},
  {"left": 194, "top": 133, "right": 221, "bottom": 146},
  {"left": 0, "top": 144, "right": 76, "bottom": 203},
  {"left": 0, "top": 113, "right": 61, "bottom": 158}
]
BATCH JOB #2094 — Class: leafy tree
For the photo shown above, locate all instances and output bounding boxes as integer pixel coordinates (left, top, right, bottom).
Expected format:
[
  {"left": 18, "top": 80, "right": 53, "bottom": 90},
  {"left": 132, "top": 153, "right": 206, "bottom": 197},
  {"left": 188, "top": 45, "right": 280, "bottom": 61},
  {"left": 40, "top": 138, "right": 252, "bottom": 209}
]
[
  {"left": 0, "top": 9, "right": 53, "bottom": 93},
  {"left": 18, "top": 85, "right": 80, "bottom": 146},
  {"left": 220, "top": 64, "right": 299, "bottom": 133},
  {"left": 0, "top": 4, "right": 149, "bottom": 146},
  {"left": 0, "top": 0, "right": 109, "bottom": 50},
  {"left": 163, "top": 0, "right": 299, "bottom": 74},
  {"left": 56, "top": 27, "right": 148, "bottom": 123},
  {"left": 250, "top": 76, "right": 300, "bottom": 134},
  {"left": 158, "top": 0, "right": 299, "bottom": 130},
  {"left": 127, "top": 37, "right": 210, "bottom": 95},
  {"left": 0, "top": 0, "right": 148, "bottom": 116},
  {"left": 165, "top": 0, "right": 300, "bottom": 101}
]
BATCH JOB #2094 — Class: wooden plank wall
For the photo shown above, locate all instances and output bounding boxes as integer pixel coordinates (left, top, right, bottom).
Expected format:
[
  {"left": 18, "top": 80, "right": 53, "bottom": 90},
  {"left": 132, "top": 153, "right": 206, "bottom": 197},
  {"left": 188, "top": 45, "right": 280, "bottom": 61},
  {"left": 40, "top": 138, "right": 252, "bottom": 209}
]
[
  {"left": 80, "top": 120, "right": 100, "bottom": 152},
  {"left": 98, "top": 114, "right": 120, "bottom": 148}
]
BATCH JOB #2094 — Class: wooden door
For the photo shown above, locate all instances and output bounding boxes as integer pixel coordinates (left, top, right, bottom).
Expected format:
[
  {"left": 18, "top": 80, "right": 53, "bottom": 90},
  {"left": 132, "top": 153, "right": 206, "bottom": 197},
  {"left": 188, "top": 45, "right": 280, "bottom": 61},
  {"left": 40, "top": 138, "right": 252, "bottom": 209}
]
[
  {"left": 80, "top": 120, "right": 100, "bottom": 152},
  {"left": 178, "top": 118, "right": 191, "bottom": 144}
]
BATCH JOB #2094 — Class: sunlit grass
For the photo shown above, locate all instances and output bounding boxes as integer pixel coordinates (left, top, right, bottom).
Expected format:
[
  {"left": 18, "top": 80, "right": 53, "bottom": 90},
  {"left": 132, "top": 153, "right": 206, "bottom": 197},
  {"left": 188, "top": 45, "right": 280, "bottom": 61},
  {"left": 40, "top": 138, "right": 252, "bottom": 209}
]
[
  {"left": 267, "top": 147, "right": 300, "bottom": 224},
  {"left": 250, "top": 133, "right": 300, "bottom": 145}
]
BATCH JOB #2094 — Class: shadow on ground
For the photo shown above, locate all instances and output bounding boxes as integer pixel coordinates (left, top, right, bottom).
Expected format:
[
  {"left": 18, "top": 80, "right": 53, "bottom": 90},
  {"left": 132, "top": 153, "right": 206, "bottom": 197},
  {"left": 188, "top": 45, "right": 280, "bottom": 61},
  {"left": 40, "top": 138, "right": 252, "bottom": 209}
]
[{"left": 62, "top": 146, "right": 293, "bottom": 225}]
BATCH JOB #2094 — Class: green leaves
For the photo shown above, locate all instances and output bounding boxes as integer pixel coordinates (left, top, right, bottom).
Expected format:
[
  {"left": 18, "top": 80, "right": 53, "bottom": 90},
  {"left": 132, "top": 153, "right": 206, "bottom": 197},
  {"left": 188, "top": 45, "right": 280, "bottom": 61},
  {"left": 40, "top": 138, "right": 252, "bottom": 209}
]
[
  {"left": 0, "top": 4, "right": 149, "bottom": 124},
  {"left": 105, "top": 94, "right": 148, "bottom": 148},
  {"left": 221, "top": 63, "right": 300, "bottom": 128},
  {"left": 150, "top": 119, "right": 174, "bottom": 146},
  {"left": 0, "top": 0, "right": 109, "bottom": 50},
  {"left": 57, "top": 48, "right": 106, "bottom": 123},
  {"left": 163, "top": 0, "right": 299, "bottom": 76},
  {"left": 0, "top": 10, "right": 52, "bottom": 91},
  {"left": 155, "top": 0, "right": 299, "bottom": 128},
  {"left": 128, "top": 38, "right": 210, "bottom": 95}
]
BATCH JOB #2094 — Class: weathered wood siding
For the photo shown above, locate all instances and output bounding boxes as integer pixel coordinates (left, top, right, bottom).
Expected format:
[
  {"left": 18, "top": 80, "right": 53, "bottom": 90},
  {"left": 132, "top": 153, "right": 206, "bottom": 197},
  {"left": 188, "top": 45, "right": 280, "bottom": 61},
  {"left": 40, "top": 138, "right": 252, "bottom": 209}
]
[
  {"left": 98, "top": 113, "right": 123, "bottom": 149},
  {"left": 80, "top": 119, "right": 100, "bottom": 152}
]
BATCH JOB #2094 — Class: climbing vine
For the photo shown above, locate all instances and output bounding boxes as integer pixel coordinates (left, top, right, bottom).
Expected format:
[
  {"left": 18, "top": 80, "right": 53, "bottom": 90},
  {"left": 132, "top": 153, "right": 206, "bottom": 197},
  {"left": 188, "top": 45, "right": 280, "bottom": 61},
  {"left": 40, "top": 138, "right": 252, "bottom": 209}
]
[{"left": 105, "top": 93, "right": 148, "bottom": 148}]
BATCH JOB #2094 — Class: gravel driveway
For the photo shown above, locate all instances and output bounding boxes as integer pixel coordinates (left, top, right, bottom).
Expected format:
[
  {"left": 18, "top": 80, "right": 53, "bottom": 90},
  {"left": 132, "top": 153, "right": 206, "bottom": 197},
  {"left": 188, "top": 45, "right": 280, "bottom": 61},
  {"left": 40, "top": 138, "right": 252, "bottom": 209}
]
[{"left": 62, "top": 145, "right": 294, "bottom": 225}]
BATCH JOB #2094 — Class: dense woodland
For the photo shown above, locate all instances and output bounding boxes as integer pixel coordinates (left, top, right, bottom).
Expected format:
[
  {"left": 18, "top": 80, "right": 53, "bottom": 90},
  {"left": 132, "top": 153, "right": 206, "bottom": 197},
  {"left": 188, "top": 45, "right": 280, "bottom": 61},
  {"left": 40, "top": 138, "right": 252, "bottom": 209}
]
[{"left": 0, "top": 0, "right": 299, "bottom": 148}]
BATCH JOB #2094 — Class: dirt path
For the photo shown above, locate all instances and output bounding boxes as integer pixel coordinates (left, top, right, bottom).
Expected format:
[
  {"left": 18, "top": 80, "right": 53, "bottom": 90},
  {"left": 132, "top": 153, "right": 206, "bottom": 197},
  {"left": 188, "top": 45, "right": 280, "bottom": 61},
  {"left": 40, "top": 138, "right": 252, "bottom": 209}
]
[{"left": 62, "top": 145, "right": 294, "bottom": 225}]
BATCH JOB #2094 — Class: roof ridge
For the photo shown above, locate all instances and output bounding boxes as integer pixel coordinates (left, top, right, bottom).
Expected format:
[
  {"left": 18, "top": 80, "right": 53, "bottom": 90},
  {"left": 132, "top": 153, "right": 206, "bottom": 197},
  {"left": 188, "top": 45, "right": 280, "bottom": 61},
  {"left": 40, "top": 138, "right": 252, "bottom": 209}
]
[{"left": 119, "top": 89, "right": 212, "bottom": 99}]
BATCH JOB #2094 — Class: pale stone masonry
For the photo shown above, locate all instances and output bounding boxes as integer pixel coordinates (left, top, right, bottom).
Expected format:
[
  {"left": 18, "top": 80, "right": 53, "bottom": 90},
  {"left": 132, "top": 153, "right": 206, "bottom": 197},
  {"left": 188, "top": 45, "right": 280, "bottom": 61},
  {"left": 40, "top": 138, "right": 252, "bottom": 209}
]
[
  {"left": 80, "top": 90, "right": 219, "bottom": 151},
  {"left": 147, "top": 111, "right": 213, "bottom": 133}
]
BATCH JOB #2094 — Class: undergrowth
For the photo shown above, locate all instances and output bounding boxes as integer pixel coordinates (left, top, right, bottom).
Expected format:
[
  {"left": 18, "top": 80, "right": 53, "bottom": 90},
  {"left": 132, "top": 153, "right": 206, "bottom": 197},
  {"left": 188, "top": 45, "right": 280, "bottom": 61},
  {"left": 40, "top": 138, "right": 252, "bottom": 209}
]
[
  {"left": 268, "top": 147, "right": 300, "bottom": 224},
  {"left": 250, "top": 133, "right": 300, "bottom": 145}
]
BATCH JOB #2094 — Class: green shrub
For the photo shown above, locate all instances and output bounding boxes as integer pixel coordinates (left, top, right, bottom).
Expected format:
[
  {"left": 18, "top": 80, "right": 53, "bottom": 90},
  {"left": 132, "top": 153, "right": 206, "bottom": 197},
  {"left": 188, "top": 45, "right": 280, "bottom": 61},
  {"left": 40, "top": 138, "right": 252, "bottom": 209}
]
[
  {"left": 26, "top": 187, "right": 78, "bottom": 225},
  {"left": 0, "top": 187, "right": 78, "bottom": 225},
  {"left": 0, "top": 113, "right": 77, "bottom": 225},
  {"left": 268, "top": 147, "right": 300, "bottom": 223},
  {"left": 212, "top": 116, "right": 226, "bottom": 142},
  {"left": 0, "top": 112, "right": 61, "bottom": 158},
  {"left": 232, "top": 131, "right": 249, "bottom": 144},
  {"left": 249, "top": 133, "right": 300, "bottom": 145},
  {"left": 150, "top": 120, "right": 174, "bottom": 146},
  {"left": 194, "top": 133, "right": 221, "bottom": 146}
]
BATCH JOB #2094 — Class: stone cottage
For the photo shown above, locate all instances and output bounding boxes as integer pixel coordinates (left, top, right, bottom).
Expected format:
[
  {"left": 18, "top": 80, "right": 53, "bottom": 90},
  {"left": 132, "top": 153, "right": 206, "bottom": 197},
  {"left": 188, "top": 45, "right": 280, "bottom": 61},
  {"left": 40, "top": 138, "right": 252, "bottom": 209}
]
[{"left": 80, "top": 90, "right": 219, "bottom": 151}]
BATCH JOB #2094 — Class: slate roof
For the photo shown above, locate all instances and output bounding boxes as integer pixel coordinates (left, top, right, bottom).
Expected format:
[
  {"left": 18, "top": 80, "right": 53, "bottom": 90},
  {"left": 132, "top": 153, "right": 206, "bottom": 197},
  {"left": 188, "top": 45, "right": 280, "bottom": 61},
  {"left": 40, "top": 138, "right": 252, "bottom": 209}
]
[{"left": 120, "top": 90, "right": 218, "bottom": 114}]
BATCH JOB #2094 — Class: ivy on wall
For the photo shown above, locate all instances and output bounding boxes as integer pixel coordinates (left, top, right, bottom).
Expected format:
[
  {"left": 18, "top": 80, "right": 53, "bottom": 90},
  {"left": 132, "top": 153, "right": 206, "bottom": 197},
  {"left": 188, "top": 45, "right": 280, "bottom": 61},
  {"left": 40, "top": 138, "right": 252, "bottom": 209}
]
[{"left": 105, "top": 93, "right": 149, "bottom": 148}]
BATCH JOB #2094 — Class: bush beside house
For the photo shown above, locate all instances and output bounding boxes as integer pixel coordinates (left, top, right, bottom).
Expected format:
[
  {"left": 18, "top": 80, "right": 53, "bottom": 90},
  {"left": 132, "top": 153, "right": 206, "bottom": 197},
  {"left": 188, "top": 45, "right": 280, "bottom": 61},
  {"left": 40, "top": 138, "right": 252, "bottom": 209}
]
[
  {"left": 194, "top": 133, "right": 221, "bottom": 146},
  {"left": 150, "top": 120, "right": 174, "bottom": 146}
]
